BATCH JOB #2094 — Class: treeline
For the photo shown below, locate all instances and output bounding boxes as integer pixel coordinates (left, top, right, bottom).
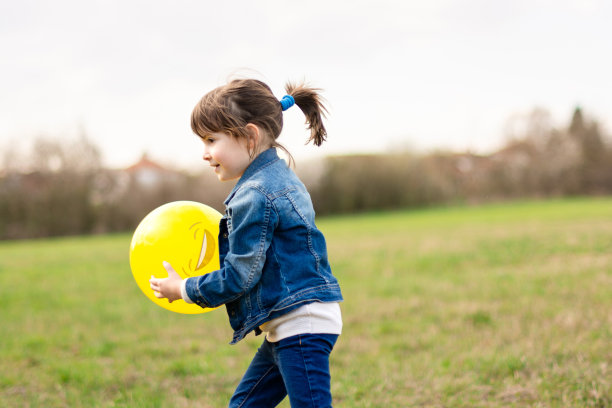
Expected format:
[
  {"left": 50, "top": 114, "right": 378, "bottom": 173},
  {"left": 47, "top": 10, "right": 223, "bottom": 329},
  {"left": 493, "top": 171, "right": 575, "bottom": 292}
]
[
  {"left": 312, "top": 107, "right": 612, "bottom": 213},
  {"left": 0, "top": 107, "right": 610, "bottom": 240},
  {"left": 0, "top": 137, "right": 232, "bottom": 240}
]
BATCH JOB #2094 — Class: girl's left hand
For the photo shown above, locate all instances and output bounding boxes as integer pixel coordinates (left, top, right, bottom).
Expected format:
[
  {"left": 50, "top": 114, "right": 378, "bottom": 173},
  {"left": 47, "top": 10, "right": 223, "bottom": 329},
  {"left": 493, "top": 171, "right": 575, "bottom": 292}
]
[{"left": 149, "top": 261, "right": 183, "bottom": 303}]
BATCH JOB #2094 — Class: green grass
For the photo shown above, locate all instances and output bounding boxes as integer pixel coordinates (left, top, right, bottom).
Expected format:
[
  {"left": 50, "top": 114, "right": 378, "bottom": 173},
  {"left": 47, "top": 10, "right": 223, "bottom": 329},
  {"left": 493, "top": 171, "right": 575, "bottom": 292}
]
[{"left": 1, "top": 197, "right": 611, "bottom": 407}]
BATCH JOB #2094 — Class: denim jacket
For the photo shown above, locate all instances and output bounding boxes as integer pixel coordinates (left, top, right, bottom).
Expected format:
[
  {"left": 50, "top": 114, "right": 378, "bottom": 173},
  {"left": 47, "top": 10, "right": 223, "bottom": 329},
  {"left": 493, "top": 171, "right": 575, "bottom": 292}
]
[{"left": 185, "top": 148, "right": 343, "bottom": 344}]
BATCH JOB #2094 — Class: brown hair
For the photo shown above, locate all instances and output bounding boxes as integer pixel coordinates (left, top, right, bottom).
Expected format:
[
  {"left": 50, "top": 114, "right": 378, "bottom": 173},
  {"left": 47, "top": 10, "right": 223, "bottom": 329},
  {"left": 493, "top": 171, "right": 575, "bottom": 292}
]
[{"left": 191, "top": 78, "right": 328, "bottom": 163}]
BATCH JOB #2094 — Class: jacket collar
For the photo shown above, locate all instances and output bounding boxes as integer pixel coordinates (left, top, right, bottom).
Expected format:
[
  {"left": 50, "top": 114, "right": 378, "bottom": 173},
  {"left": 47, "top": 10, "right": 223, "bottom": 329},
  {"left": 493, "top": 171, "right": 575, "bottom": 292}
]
[{"left": 224, "top": 148, "right": 280, "bottom": 205}]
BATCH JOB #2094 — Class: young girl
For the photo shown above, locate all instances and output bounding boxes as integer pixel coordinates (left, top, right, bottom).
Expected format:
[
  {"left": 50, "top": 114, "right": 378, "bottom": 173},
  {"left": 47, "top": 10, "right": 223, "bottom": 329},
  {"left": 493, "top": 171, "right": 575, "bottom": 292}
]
[{"left": 149, "top": 78, "right": 343, "bottom": 407}]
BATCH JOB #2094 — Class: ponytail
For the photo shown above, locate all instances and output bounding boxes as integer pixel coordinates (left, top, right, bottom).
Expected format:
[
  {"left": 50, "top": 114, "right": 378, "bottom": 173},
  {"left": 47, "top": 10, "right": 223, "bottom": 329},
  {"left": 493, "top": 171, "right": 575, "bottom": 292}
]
[{"left": 284, "top": 82, "right": 328, "bottom": 146}]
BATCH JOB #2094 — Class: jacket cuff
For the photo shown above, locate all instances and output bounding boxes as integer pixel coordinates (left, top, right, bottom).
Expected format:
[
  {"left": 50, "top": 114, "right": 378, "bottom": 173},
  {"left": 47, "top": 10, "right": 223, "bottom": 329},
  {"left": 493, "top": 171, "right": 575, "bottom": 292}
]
[
  {"left": 184, "top": 276, "right": 211, "bottom": 309},
  {"left": 181, "top": 279, "right": 194, "bottom": 304}
]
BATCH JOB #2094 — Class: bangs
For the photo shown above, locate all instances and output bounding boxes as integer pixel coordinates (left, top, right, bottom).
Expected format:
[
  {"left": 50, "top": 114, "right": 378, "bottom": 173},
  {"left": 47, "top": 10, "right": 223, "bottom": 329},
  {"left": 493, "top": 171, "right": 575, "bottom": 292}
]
[
  {"left": 190, "top": 87, "right": 247, "bottom": 138},
  {"left": 190, "top": 103, "right": 224, "bottom": 137}
]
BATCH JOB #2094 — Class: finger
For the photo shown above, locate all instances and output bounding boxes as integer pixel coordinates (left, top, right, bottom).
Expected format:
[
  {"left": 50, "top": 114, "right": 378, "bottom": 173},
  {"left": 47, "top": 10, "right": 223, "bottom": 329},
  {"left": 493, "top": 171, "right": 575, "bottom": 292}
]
[
  {"left": 150, "top": 279, "right": 160, "bottom": 291},
  {"left": 154, "top": 291, "right": 163, "bottom": 299},
  {"left": 162, "top": 261, "right": 181, "bottom": 279}
]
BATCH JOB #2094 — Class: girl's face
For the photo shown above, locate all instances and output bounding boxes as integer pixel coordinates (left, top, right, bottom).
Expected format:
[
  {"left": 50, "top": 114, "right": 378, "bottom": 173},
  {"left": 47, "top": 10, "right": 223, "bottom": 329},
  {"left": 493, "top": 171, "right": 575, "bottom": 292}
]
[{"left": 201, "top": 132, "right": 252, "bottom": 181}]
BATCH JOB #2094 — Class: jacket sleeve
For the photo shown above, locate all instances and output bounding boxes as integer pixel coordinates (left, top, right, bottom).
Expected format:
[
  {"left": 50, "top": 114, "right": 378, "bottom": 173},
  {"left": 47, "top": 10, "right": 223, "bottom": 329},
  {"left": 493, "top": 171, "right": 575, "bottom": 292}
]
[{"left": 184, "top": 187, "right": 278, "bottom": 308}]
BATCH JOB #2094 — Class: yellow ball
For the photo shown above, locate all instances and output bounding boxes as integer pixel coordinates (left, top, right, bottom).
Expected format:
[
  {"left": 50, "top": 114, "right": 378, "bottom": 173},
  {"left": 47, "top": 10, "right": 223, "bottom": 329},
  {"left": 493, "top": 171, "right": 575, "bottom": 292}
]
[{"left": 129, "top": 201, "right": 222, "bottom": 314}]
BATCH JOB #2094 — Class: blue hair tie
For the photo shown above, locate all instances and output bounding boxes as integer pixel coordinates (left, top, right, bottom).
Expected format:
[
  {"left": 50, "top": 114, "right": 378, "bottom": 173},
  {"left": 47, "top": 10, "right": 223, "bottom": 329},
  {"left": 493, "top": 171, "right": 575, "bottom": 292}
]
[{"left": 280, "top": 95, "right": 295, "bottom": 111}]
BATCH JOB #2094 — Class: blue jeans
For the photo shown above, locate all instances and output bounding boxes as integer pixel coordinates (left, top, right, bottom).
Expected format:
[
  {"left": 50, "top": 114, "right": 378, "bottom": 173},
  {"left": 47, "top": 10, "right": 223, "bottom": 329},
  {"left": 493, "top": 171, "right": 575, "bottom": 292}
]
[{"left": 229, "top": 334, "right": 339, "bottom": 408}]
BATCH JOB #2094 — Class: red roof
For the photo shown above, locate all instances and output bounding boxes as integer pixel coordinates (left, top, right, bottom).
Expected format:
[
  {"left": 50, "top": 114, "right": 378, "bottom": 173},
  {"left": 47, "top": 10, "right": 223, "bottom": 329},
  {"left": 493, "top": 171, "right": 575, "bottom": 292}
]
[{"left": 125, "top": 154, "right": 167, "bottom": 173}]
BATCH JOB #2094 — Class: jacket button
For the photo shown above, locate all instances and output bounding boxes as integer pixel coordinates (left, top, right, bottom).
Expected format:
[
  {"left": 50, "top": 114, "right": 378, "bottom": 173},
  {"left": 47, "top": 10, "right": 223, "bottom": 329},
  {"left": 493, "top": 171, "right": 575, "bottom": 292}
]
[{"left": 223, "top": 233, "right": 228, "bottom": 238}]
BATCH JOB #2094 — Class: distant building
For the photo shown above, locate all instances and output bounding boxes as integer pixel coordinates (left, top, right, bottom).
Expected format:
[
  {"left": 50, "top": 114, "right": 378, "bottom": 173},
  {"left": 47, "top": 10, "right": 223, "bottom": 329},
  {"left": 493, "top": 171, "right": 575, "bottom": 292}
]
[{"left": 124, "top": 153, "right": 177, "bottom": 187}]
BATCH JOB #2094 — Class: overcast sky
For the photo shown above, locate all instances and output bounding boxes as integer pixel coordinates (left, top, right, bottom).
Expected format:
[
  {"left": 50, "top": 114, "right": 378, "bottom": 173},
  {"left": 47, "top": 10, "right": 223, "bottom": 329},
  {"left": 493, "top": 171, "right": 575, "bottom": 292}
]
[{"left": 1, "top": 0, "right": 611, "bottom": 169}]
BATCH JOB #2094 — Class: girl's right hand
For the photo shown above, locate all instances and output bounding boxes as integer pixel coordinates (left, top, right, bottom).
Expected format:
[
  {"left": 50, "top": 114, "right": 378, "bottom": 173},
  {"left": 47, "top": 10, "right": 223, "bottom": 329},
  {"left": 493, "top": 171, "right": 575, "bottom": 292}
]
[{"left": 149, "top": 261, "right": 183, "bottom": 303}]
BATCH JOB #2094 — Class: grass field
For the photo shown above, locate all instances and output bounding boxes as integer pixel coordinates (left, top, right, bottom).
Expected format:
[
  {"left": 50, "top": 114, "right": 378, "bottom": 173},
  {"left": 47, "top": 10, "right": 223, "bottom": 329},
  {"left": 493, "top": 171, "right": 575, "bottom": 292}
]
[{"left": 1, "top": 198, "right": 611, "bottom": 407}]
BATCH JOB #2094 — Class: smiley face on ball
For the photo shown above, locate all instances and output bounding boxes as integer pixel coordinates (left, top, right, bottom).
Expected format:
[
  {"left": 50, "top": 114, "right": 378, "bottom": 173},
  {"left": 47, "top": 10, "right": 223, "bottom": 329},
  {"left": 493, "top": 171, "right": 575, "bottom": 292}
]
[{"left": 183, "top": 221, "right": 216, "bottom": 277}]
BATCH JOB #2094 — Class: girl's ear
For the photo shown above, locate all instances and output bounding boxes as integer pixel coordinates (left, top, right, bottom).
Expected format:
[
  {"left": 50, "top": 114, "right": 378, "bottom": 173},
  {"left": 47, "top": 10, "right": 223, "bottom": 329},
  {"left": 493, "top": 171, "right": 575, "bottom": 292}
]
[{"left": 244, "top": 123, "right": 262, "bottom": 152}]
